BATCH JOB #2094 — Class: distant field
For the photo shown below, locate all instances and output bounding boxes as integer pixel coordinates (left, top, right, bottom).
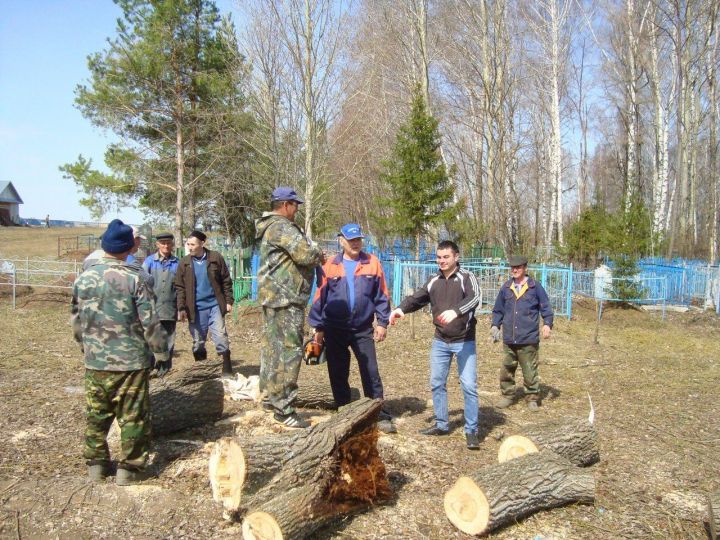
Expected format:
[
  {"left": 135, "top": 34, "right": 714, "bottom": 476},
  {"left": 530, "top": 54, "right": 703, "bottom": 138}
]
[{"left": 0, "top": 226, "right": 103, "bottom": 259}]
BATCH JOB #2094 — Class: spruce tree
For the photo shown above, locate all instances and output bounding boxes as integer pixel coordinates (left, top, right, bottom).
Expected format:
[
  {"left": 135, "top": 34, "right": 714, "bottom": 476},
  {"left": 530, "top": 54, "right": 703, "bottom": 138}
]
[{"left": 376, "top": 90, "right": 458, "bottom": 254}]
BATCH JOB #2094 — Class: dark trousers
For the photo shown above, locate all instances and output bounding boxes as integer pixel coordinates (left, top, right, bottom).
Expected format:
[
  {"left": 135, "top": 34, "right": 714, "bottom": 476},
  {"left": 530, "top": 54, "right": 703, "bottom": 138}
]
[
  {"left": 325, "top": 326, "right": 384, "bottom": 406},
  {"left": 149, "top": 320, "right": 176, "bottom": 370}
]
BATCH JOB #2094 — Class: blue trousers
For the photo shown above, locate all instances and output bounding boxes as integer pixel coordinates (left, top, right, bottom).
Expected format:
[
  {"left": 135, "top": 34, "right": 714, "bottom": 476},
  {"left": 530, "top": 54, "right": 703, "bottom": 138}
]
[
  {"left": 429, "top": 338, "right": 479, "bottom": 433},
  {"left": 189, "top": 305, "right": 229, "bottom": 355}
]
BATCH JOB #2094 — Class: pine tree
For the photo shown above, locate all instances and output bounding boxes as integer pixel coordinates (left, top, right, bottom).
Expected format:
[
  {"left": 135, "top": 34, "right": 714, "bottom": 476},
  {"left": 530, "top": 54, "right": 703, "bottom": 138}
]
[
  {"left": 376, "top": 90, "right": 458, "bottom": 254},
  {"left": 59, "top": 0, "right": 253, "bottom": 239}
]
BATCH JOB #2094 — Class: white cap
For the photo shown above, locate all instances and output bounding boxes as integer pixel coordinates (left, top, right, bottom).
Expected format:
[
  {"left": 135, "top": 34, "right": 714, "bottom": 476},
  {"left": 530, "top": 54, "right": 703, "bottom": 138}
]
[{"left": 131, "top": 226, "right": 147, "bottom": 240}]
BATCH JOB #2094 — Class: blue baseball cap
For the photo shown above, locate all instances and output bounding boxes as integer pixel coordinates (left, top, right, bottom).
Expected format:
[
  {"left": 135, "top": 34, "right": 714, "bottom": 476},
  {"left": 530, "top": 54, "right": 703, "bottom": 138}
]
[
  {"left": 271, "top": 187, "right": 304, "bottom": 204},
  {"left": 339, "top": 223, "right": 364, "bottom": 240}
]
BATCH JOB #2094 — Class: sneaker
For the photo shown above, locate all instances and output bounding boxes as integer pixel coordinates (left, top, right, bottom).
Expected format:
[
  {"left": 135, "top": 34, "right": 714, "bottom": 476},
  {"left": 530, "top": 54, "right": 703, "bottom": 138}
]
[
  {"left": 466, "top": 432, "right": 480, "bottom": 450},
  {"left": 116, "top": 468, "right": 152, "bottom": 486},
  {"left": 261, "top": 400, "right": 274, "bottom": 412},
  {"left": 527, "top": 401, "right": 540, "bottom": 412},
  {"left": 496, "top": 396, "right": 514, "bottom": 409},
  {"left": 377, "top": 419, "right": 397, "bottom": 434},
  {"left": 418, "top": 426, "right": 449, "bottom": 436},
  {"left": 273, "top": 412, "right": 310, "bottom": 429},
  {"left": 87, "top": 463, "right": 109, "bottom": 482}
]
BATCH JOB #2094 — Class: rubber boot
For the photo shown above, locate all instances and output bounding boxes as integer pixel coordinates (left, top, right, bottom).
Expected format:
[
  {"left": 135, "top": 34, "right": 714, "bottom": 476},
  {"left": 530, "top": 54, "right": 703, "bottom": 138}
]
[
  {"left": 192, "top": 349, "right": 207, "bottom": 362},
  {"left": 87, "top": 462, "right": 109, "bottom": 482},
  {"left": 116, "top": 468, "right": 152, "bottom": 486},
  {"left": 221, "top": 350, "right": 233, "bottom": 377}
]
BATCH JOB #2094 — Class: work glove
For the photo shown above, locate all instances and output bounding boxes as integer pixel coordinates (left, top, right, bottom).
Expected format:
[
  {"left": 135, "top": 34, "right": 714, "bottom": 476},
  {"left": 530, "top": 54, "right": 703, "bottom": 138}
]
[{"left": 490, "top": 326, "right": 501, "bottom": 343}]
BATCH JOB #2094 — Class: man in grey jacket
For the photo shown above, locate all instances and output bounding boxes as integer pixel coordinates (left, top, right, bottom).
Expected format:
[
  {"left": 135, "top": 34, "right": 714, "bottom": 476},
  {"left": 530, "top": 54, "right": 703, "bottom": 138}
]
[{"left": 142, "top": 232, "right": 179, "bottom": 374}]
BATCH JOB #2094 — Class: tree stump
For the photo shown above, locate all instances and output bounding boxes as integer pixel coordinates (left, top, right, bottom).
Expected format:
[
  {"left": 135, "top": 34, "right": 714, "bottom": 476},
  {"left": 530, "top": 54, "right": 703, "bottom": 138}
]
[
  {"left": 150, "top": 360, "right": 224, "bottom": 435},
  {"left": 497, "top": 419, "right": 599, "bottom": 467},
  {"left": 444, "top": 450, "right": 595, "bottom": 536},
  {"left": 210, "top": 398, "right": 391, "bottom": 539},
  {"left": 295, "top": 384, "right": 360, "bottom": 410},
  {"left": 709, "top": 490, "right": 720, "bottom": 540}
]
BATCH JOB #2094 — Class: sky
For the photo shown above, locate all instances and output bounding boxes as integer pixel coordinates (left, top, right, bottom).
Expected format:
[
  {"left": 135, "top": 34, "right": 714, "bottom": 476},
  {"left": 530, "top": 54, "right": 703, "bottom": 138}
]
[{"left": 0, "top": 0, "right": 239, "bottom": 225}]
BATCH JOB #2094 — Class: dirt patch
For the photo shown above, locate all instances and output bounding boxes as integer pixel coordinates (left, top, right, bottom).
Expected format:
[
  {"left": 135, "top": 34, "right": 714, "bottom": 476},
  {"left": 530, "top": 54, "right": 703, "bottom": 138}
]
[{"left": 0, "top": 299, "right": 718, "bottom": 539}]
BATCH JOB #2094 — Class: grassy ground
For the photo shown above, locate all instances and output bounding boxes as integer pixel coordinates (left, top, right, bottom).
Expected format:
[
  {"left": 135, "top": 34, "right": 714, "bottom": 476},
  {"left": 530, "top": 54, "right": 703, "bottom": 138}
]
[
  {"left": 0, "top": 226, "right": 103, "bottom": 259},
  {"left": 0, "top": 229, "right": 718, "bottom": 539}
]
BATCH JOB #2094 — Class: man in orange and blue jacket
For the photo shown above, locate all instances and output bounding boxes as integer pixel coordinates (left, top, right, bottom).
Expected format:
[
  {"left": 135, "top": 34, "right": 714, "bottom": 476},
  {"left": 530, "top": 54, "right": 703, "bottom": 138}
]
[{"left": 308, "top": 223, "right": 395, "bottom": 430}]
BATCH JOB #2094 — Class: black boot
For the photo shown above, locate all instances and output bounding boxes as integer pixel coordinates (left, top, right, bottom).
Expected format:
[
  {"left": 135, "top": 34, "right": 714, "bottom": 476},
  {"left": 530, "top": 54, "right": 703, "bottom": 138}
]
[
  {"left": 221, "top": 350, "right": 232, "bottom": 376},
  {"left": 193, "top": 349, "right": 207, "bottom": 362}
]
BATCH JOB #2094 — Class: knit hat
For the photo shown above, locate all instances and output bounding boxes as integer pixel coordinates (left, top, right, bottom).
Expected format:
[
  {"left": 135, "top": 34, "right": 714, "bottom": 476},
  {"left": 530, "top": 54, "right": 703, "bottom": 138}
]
[
  {"left": 188, "top": 230, "right": 207, "bottom": 242},
  {"left": 101, "top": 219, "right": 135, "bottom": 254}
]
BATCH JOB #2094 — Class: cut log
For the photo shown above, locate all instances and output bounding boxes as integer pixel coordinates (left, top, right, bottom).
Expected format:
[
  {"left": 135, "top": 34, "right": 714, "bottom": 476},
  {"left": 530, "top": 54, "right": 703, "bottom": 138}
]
[
  {"left": 444, "top": 450, "right": 595, "bottom": 536},
  {"left": 210, "top": 399, "right": 390, "bottom": 521},
  {"left": 150, "top": 360, "right": 224, "bottom": 435},
  {"left": 294, "top": 384, "right": 360, "bottom": 409},
  {"left": 709, "top": 490, "right": 720, "bottom": 540},
  {"left": 210, "top": 398, "right": 389, "bottom": 539},
  {"left": 497, "top": 419, "right": 599, "bottom": 467}
]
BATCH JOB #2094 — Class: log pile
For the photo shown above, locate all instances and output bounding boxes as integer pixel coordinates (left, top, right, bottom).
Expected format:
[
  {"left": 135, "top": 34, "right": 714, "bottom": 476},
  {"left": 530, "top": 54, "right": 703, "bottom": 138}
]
[
  {"left": 150, "top": 360, "right": 224, "bottom": 435},
  {"left": 445, "top": 418, "right": 600, "bottom": 536},
  {"left": 209, "top": 398, "right": 391, "bottom": 540}
]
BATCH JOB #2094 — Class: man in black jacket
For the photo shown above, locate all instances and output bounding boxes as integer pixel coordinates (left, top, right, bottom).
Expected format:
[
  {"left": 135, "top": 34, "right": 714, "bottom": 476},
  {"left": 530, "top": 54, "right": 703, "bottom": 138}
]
[
  {"left": 389, "top": 240, "right": 482, "bottom": 449},
  {"left": 175, "top": 230, "right": 234, "bottom": 376}
]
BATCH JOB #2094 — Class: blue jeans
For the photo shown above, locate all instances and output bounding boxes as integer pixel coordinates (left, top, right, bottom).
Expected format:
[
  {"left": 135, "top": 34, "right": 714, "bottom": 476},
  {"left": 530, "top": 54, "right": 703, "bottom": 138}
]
[
  {"left": 189, "top": 305, "right": 229, "bottom": 355},
  {"left": 429, "top": 339, "right": 478, "bottom": 433}
]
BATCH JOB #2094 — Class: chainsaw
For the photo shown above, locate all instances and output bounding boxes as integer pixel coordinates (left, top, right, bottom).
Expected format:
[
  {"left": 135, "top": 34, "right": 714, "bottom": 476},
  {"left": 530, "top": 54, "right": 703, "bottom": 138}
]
[{"left": 303, "top": 337, "right": 326, "bottom": 366}]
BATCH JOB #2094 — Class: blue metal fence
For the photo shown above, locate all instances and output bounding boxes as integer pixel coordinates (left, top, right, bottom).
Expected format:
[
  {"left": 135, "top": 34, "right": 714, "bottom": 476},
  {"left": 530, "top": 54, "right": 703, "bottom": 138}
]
[{"left": 233, "top": 253, "right": 720, "bottom": 318}]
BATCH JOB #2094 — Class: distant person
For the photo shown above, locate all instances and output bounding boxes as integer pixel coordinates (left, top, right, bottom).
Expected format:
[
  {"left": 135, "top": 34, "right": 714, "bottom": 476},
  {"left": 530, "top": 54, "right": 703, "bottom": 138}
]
[
  {"left": 71, "top": 219, "right": 169, "bottom": 485},
  {"left": 143, "top": 232, "right": 179, "bottom": 373},
  {"left": 125, "top": 227, "right": 147, "bottom": 264},
  {"left": 308, "top": 223, "right": 395, "bottom": 433},
  {"left": 389, "top": 240, "right": 481, "bottom": 450},
  {"left": 255, "top": 187, "right": 324, "bottom": 428},
  {"left": 45, "top": 214, "right": 50, "bottom": 228},
  {"left": 491, "top": 255, "right": 553, "bottom": 411},
  {"left": 174, "top": 230, "right": 234, "bottom": 376}
]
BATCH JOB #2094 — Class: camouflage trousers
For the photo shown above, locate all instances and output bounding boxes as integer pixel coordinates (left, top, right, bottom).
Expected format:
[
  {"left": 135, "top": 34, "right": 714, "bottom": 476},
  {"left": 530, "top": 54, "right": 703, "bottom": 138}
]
[
  {"left": 499, "top": 344, "right": 540, "bottom": 401},
  {"left": 84, "top": 368, "right": 151, "bottom": 470},
  {"left": 260, "top": 306, "right": 305, "bottom": 415}
]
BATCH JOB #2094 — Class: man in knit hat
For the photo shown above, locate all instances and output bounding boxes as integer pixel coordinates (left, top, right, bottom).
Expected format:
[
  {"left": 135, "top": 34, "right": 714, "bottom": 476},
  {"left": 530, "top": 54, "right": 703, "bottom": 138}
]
[{"left": 71, "top": 219, "right": 170, "bottom": 485}]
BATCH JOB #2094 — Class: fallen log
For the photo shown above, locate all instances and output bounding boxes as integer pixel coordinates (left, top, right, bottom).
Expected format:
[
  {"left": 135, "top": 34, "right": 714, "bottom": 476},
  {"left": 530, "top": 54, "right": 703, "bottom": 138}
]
[
  {"left": 210, "top": 399, "right": 391, "bottom": 538},
  {"left": 150, "top": 360, "right": 224, "bottom": 435},
  {"left": 444, "top": 450, "right": 595, "bottom": 536},
  {"left": 294, "top": 384, "right": 360, "bottom": 409},
  {"left": 497, "top": 419, "right": 599, "bottom": 467},
  {"left": 709, "top": 490, "right": 720, "bottom": 540}
]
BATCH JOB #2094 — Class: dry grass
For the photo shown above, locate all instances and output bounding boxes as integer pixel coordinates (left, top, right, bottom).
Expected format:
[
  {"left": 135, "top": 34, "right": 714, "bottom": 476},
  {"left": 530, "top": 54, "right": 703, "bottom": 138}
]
[
  {"left": 0, "top": 226, "right": 103, "bottom": 259},
  {"left": 0, "top": 230, "right": 718, "bottom": 538}
]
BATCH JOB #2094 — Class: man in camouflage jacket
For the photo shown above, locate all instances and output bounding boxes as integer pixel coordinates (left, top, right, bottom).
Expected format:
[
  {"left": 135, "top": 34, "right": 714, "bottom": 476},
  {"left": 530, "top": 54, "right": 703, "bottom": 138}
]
[
  {"left": 71, "top": 219, "right": 169, "bottom": 485},
  {"left": 255, "top": 187, "right": 324, "bottom": 428}
]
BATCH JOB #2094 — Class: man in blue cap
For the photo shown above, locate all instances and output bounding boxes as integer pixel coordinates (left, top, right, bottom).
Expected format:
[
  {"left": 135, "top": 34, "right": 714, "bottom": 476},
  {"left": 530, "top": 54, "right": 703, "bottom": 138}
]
[
  {"left": 255, "top": 187, "right": 325, "bottom": 428},
  {"left": 309, "top": 223, "right": 395, "bottom": 433}
]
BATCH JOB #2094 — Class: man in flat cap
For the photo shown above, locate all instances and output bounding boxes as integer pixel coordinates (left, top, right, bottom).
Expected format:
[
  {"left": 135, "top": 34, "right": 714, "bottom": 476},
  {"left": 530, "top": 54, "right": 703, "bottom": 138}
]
[
  {"left": 71, "top": 219, "right": 169, "bottom": 485},
  {"left": 490, "top": 255, "right": 554, "bottom": 411},
  {"left": 175, "top": 230, "right": 234, "bottom": 376},
  {"left": 142, "top": 232, "right": 179, "bottom": 374},
  {"left": 309, "top": 223, "right": 396, "bottom": 433},
  {"left": 255, "top": 187, "right": 325, "bottom": 428}
]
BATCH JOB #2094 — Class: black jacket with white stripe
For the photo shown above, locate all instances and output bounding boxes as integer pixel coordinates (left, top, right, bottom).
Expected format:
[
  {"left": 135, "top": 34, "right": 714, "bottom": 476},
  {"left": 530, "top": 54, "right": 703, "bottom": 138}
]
[{"left": 398, "top": 264, "right": 480, "bottom": 343}]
